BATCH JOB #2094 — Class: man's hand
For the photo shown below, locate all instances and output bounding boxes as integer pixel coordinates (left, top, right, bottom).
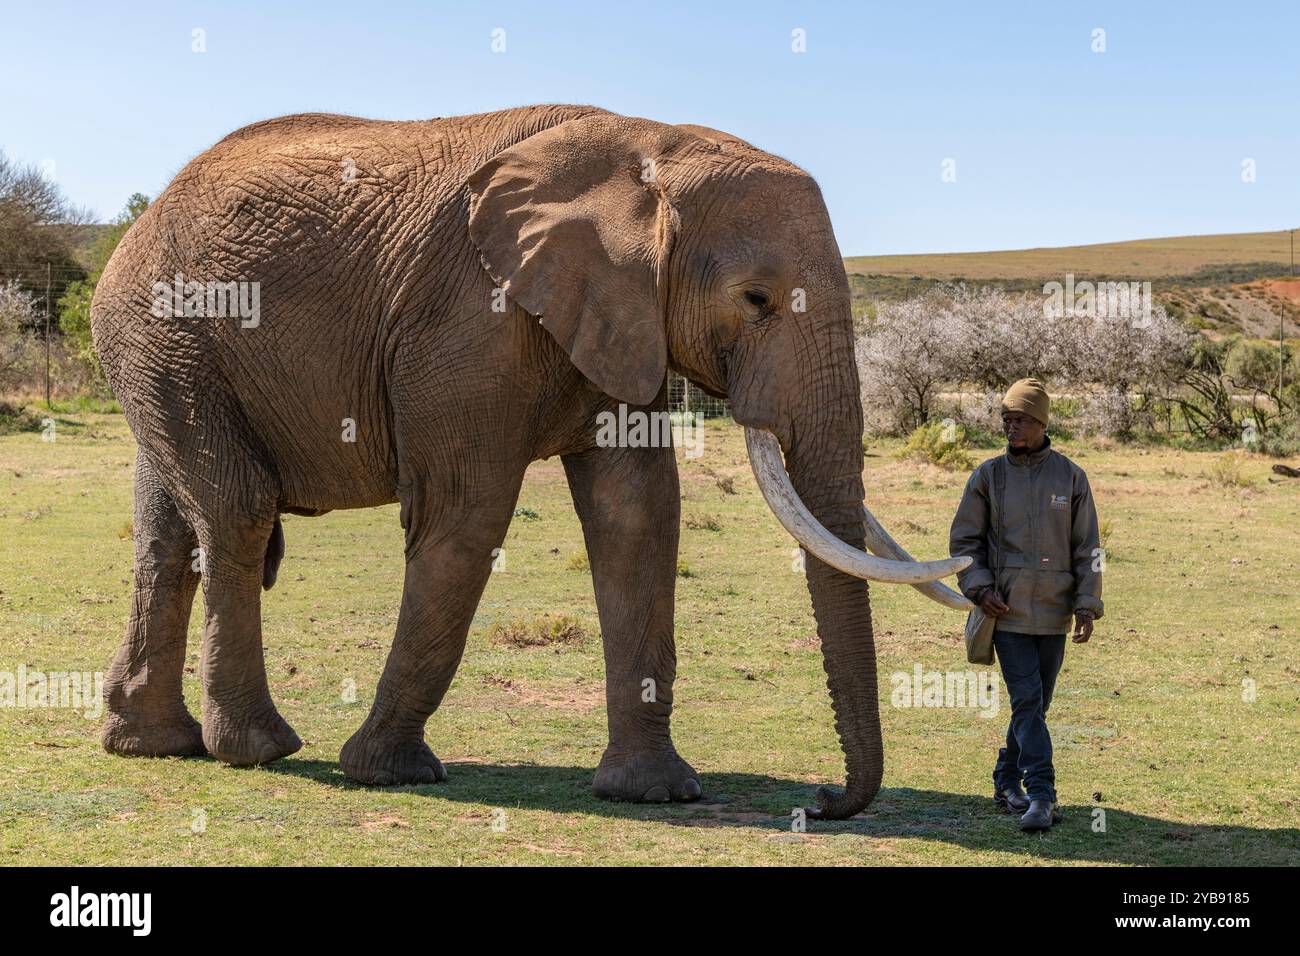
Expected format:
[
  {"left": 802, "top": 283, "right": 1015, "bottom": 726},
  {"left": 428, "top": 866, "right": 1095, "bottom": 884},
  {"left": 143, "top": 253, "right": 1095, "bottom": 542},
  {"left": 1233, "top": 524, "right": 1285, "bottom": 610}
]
[
  {"left": 1072, "top": 610, "right": 1095, "bottom": 643},
  {"left": 978, "top": 587, "right": 1010, "bottom": 617}
]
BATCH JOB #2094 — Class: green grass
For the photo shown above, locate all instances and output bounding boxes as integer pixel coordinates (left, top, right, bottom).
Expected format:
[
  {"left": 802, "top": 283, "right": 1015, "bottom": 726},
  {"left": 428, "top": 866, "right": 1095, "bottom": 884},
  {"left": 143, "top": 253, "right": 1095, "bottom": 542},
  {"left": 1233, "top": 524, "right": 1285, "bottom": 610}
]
[{"left": 1, "top": 413, "right": 1297, "bottom": 865}]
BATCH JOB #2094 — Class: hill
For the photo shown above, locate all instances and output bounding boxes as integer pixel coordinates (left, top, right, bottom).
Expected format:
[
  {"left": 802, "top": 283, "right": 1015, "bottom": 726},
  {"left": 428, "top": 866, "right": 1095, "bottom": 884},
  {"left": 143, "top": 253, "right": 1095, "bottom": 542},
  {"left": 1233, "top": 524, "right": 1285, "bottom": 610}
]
[{"left": 844, "top": 230, "right": 1299, "bottom": 340}]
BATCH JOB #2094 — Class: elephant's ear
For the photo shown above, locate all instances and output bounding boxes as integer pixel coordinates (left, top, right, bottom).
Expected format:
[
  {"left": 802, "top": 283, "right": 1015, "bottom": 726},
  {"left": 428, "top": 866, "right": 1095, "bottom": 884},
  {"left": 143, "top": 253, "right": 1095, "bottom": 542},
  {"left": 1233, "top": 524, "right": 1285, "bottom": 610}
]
[{"left": 467, "top": 114, "right": 687, "bottom": 406}]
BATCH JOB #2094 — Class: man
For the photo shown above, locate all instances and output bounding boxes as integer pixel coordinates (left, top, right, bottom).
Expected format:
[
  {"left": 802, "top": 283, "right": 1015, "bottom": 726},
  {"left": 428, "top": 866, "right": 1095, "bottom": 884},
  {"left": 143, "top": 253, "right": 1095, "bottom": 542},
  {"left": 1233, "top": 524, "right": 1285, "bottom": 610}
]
[{"left": 949, "top": 378, "right": 1104, "bottom": 832}]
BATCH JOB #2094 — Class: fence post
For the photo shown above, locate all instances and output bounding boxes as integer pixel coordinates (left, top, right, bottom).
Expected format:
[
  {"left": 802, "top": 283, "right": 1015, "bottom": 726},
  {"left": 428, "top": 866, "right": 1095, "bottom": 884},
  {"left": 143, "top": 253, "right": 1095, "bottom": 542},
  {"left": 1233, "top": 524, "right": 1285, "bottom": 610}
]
[{"left": 45, "top": 262, "right": 52, "bottom": 409}]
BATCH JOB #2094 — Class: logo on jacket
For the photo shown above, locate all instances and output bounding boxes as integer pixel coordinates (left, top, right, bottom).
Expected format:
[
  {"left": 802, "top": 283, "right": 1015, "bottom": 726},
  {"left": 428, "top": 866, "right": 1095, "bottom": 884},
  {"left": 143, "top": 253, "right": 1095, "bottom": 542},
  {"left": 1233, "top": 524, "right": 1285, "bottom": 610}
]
[{"left": 1049, "top": 494, "right": 1069, "bottom": 510}]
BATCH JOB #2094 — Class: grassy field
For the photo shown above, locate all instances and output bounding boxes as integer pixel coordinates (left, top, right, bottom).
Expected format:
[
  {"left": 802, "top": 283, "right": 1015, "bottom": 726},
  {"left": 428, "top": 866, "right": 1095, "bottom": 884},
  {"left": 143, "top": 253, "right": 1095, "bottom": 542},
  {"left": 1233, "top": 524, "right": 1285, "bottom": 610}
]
[
  {"left": 844, "top": 229, "right": 1297, "bottom": 281},
  {"left": 1, "top": 412, "right": 1298, "bottom": 865}
]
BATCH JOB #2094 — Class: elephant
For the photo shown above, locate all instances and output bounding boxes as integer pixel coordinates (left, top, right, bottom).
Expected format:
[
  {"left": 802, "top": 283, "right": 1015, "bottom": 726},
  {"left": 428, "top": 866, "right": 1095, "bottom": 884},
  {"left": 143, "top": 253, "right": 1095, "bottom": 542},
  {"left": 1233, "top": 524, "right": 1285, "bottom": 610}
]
[{"left": 91, "top": 104, "right": 970, "bottom": 818}]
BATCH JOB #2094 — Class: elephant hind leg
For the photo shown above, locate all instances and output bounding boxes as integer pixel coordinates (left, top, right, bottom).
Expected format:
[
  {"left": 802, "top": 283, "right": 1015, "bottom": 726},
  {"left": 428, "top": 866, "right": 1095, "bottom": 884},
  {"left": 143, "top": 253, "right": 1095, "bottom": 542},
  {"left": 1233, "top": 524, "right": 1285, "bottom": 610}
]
[
  {"left": 102, "top": 450, "right": 206, "bottom": 758},
  {"left": 194, "top": 487, "right": 302, "bottom": 767}
]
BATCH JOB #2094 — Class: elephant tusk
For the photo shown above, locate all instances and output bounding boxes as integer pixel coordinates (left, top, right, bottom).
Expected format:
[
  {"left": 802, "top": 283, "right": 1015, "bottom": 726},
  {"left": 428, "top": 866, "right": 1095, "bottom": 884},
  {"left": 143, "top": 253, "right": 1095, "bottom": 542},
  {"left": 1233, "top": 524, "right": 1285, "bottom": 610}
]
[
  {"left": 745, "top": 428, "right": 970, "bottom": 586},
  {"left": 861, "top": 507, "right": 973, "bottom": 611}
]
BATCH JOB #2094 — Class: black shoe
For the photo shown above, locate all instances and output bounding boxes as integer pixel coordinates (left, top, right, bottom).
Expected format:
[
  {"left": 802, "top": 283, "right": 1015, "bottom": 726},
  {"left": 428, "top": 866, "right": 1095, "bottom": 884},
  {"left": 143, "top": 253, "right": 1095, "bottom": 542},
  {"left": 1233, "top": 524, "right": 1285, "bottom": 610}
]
[
  {"left": 993, "top": 782, "right": 1030, "bottom": 813},
  {"left": 1019, "top": 799, "right": 1055, "bottom": 832}
]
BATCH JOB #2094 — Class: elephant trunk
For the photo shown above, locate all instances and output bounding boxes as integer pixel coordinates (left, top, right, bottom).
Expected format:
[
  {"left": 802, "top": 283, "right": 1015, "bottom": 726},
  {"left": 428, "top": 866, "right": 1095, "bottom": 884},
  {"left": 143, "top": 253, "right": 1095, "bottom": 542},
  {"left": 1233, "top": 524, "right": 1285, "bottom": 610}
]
[
  {"left": 781, "top": 385, "right": 884, "bottom": 820},
  {"left": 740, "top": 298, "right": 973, "bottom": 816}
]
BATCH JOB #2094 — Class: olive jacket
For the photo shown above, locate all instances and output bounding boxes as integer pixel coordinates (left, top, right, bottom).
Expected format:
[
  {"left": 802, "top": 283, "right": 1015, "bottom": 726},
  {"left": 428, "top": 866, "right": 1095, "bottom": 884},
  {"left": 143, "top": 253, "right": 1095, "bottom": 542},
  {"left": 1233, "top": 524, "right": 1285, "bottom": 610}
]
[{"left": 949, "top": 436, "right": 1104, "bottom": 635}]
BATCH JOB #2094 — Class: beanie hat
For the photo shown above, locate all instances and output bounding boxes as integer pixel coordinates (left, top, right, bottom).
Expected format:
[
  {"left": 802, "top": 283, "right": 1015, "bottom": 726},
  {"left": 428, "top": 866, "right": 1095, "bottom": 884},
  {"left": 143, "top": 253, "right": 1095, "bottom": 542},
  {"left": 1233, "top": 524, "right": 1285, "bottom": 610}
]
[{"left": 1001, "top": 378, "right": 1050, "bottom": 426}]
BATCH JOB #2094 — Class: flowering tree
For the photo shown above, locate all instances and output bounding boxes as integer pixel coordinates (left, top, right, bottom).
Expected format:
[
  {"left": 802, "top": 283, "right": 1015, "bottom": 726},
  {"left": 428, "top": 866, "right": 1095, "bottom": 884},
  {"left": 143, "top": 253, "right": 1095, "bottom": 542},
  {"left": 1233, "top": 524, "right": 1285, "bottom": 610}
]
[
  {"left": 855, "top": 289, "right": 964, "bottom": 433},
  {"left": 0, "top": 280, "right": 39, "bottom": 392},
  {"left": 856, "top": 284, "right": 1192, "bottom": 437}
]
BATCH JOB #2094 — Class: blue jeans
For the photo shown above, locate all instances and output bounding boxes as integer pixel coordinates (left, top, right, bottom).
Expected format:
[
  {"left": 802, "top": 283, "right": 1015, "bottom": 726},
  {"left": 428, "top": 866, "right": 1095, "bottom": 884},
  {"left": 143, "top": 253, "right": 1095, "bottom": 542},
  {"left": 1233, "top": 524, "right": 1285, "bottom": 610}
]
[{"left": 993, "top": 630, "right": 1067, "bottom": 802}]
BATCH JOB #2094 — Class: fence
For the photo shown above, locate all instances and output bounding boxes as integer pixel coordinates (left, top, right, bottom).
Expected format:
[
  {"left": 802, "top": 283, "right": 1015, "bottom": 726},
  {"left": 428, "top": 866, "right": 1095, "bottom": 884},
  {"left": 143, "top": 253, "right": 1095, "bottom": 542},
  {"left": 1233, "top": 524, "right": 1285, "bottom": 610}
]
[{"left": 666, "top": 373, "right": 729, "bottom": 419}]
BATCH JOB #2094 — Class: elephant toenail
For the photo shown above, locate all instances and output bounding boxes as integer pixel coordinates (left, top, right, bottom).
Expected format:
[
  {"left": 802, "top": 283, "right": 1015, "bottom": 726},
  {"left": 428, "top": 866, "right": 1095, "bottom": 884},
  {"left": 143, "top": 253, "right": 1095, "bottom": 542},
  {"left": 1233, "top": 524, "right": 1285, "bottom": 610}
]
[
  {"left": 679, "top": 778, "right": 702, "bottom": 800},
  {"left": 643, "top": 785, "right": 671, "bottom": 802},
  {"left": 372, "top": 771, "right": 393, "bottom": 786}
]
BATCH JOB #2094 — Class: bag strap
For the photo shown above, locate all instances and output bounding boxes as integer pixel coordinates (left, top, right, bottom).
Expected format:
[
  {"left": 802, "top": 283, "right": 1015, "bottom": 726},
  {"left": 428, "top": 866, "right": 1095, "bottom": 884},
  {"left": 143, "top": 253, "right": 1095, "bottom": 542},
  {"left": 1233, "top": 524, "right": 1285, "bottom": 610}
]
[{"left": 990, "top": 454, "right": 1006, "bottom": 571}]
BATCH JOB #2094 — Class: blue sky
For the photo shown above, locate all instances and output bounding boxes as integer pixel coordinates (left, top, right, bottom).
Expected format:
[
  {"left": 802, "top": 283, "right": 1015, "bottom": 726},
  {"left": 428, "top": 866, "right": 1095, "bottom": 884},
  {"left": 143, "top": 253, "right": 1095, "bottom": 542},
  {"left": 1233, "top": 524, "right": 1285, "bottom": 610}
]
[{"left": 2, "top": 0, "right": 1296, "bottom": 255}]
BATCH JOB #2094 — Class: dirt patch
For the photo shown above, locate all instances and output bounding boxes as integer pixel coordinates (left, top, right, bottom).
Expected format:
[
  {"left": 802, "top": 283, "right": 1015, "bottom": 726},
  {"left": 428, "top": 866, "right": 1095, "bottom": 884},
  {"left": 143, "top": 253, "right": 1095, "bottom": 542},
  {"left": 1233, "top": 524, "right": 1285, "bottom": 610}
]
[
  {"left": 519, "top": 842, "right": 584, "bottom": 856},
  {"left": 358, "top": 814, "right": 410, "bottom": 830},
  {"left": 1258, "top": 279, "right": 1300, "bottom": 303},
  {"left": 683, "top": 810, "right": 782, "bottom": 828},
  {"left": 478, "top": 674, "right": 603, "bottom": 714}
]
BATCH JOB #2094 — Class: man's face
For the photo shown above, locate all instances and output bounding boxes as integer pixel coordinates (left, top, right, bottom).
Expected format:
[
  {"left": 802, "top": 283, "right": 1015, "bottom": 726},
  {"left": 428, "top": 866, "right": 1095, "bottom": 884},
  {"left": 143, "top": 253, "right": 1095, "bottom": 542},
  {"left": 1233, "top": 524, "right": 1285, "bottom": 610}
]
[{"left": 1002, "top": 410, "right": 1047, "bottom": 450}]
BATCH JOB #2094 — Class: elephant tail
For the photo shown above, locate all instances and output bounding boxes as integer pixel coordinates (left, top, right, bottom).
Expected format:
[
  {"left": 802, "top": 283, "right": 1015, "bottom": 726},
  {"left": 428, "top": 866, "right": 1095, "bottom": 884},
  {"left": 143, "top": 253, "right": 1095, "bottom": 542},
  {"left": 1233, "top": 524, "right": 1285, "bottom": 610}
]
[{"left": 263, "top": 517, "right": 285, "bottom": 590}]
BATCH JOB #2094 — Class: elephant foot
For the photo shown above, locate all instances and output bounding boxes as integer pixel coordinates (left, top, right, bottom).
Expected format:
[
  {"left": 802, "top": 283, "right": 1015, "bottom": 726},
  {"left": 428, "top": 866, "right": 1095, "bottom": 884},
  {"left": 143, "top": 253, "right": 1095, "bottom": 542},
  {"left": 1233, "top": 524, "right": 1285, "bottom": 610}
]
[
  {"left": 102, "top": 707, "right": 207, "bottom": 758},
  {"left": 593, "top": 747, "right": 702, "bottom": 803},
  {"left": 340, "top": 727, "right": 447, "bottom": 786},
  {"left": 202, "top": 700, "right": 302, "bottom": 766}
]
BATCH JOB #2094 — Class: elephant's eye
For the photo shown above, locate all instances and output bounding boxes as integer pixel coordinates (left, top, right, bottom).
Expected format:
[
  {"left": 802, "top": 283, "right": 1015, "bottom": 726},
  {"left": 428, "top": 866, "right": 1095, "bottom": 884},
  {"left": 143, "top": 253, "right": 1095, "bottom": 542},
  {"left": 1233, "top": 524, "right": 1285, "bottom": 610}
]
[{"left": 743, "top": 290, "right": 770, "bottom": 310}]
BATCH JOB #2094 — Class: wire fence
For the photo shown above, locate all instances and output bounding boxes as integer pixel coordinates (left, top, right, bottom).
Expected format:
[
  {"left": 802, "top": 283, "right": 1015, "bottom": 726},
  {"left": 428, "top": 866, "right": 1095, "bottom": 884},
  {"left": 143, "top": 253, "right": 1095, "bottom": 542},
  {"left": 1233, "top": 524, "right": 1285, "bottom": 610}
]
[
  {"left": 0, "top": 261, "right": 90, "bottom": 405},
  {"left": 666, "top": 373, "right": 730, "bottom": 419},
  {"left": 0, "top": 261, "right": 85, "bottom": 320}
]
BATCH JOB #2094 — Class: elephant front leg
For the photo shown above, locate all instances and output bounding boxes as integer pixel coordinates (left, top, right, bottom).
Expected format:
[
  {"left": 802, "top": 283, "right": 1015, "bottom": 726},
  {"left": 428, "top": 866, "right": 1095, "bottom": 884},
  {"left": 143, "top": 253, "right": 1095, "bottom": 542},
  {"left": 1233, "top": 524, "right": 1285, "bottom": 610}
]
[
  {"left": 563, "top": 443, "right": 701, "bottom": 804},
  {"left": 340, "top": 477, "right": 521, "bottom": 786}
]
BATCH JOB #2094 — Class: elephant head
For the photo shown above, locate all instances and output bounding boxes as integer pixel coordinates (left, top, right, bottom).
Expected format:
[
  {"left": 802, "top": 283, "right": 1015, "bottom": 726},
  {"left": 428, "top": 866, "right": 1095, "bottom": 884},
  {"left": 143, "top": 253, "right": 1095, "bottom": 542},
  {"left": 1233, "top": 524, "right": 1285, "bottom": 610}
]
[{"left": 468, "top": 111, "right": 970, "bottom": 818}]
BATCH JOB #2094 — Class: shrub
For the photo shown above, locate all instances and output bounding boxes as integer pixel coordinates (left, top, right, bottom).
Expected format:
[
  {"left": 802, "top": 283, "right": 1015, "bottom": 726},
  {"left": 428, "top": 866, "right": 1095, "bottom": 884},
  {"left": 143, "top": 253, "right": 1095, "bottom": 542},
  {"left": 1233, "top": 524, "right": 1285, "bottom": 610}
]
[
  {"left": 1224, "top": 338, "right": 1293, "bottom": 394},
  {"left": 1166, "top": 336, "right": 1295, "bottom": 445},
  {"left": 896, "top": 420, "right": 974, "bottom": 471},
  {"left": 1258, "top": 414, "right": 1300, "bottom": 458},
  {"left": 1206, "top": 451, "right": 1253, "bottom": 489},
  {"left": 1077, "top": 388, "right": 1148, "bottom": 439},
  {"left": 488, "top": 614, "right": 588, "bottom": 649},
  {"left": 683, "top": 514, "right": 721, "bottom": 532},
  {"left": 0, "top": 399, "right": 43, "bottom": 435},
  {"left": 949, "top": 390, "right": 1003, "bottom": 439}
]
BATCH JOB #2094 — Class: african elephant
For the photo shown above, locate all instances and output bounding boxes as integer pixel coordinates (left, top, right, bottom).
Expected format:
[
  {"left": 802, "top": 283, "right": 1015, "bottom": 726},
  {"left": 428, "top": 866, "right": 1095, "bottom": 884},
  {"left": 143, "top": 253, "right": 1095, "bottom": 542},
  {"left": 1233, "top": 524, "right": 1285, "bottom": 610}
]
[{"left": 91, "top": 105, "right": 969, "bottom": 818}]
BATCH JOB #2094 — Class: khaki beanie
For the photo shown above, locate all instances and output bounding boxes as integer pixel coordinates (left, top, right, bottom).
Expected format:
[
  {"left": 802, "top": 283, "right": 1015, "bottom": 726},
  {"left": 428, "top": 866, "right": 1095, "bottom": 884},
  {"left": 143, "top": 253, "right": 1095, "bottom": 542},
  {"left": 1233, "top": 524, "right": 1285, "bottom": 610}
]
[{"left": 1001, "top": 378, "right": 1050, "bottom": 425}]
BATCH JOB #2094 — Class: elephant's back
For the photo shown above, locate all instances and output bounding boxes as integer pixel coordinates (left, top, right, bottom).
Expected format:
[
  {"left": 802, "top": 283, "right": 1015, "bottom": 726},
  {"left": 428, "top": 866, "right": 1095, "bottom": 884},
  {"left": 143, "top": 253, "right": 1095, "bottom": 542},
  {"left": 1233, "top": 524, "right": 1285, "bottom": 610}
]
[
  {"left": 94, "top": 103, "right": 611, "bottom": 375},
  {"left": 105, "top": 104, "right": 609, "bottom": 299},
  {"left": 91, "top": 105, "right": 607, "bottom": 511}
]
